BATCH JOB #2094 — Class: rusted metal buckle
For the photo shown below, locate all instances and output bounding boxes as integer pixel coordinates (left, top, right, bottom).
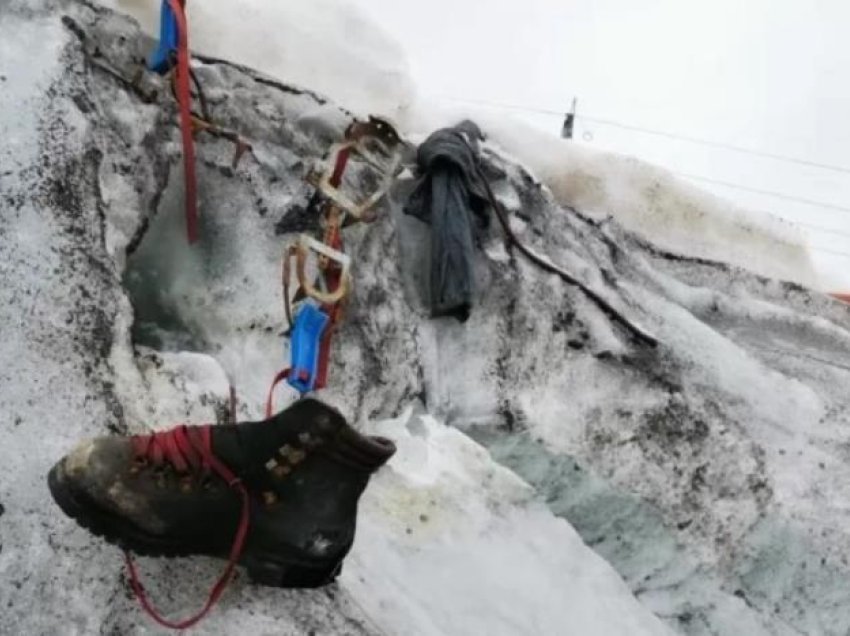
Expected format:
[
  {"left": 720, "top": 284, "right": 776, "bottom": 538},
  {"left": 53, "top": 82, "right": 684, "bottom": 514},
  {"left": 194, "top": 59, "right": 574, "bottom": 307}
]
[
  {"left": 306, "top": 116, "right": 405, "bottom": 221},
  {"left": 283, "top": 235, "right": 351, "bottom": 308}
]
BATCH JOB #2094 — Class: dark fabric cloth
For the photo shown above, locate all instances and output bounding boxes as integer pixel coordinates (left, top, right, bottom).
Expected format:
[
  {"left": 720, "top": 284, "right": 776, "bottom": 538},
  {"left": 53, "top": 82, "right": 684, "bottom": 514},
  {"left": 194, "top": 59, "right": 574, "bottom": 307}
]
[{"left": 404, "top": 122, "right": 490, "bottom": 322}]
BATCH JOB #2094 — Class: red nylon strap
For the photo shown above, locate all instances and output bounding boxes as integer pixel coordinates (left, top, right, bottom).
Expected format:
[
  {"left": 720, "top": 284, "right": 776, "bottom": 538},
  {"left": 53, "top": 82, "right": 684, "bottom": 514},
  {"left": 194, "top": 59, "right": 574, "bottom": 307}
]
[
  {"left": 313, "top": 147, "right": 350, "bottom": 389},
  {"left": 265, "top": 368, "right": 291, "bottom": 418},
  {"left": 167, "top": 0, "right": 199, "bottom": 244},
  {"left": 125, "top": 426, "right": 250, "bottom": 630},
  {"left": 316, "top": 226, "right": 343, "bottom": 390},
  {"left": 315, "top": 309, "right": 339, "bottom": 389},
  {"left": 330, "top": 146, "right": 351, "bottom": 186}
]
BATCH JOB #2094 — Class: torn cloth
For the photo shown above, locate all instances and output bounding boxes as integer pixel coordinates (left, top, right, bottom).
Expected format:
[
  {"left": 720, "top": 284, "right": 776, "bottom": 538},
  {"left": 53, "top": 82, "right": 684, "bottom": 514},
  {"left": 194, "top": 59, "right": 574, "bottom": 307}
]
[{"left": 404, "top": 122, "right": 490, "bottom": 322}]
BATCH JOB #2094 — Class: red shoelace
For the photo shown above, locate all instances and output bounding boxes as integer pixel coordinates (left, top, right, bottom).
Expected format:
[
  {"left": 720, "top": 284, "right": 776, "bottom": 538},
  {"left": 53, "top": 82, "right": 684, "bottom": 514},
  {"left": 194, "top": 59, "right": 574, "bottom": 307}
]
[{"left": 125, "top": 424, "right": 250, "bottom": 630}]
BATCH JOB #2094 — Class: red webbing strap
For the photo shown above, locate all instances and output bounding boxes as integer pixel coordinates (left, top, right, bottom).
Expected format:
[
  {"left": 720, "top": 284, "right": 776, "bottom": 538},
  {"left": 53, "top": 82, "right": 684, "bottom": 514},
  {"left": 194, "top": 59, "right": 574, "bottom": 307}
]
[
  {"left": 315, "top": 305, "right": 341, "bottom": 389},
  {"left": 125, "top": 427, "right": 250, "bottom": 630},
  {"left": 167, "top": 0, "right": 199, "bottom": 244},
  {"left": 314, "top": 147, "right": 350, "bottom": 389},
  {"left": 330, "top": 146, "right": 351, "bottom": 186},
  {"left": 315, "top": 227, "right": 343, "bottom": 390},
  {"left": 265, "top": 368, "right": 291, "bottom": 418}
]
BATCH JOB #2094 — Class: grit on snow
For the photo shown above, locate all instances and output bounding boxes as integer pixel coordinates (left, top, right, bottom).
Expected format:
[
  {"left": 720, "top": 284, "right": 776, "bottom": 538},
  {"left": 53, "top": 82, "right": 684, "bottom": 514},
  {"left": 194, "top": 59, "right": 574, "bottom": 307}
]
[
  {"left": 94, "top": 0, "right": 416, "bottom": 120},
  {"left": 1, "top": 2, "right": 850, "bottom": 636},
  {"left": 98, "top": 0, "right": 822, "bottom": 291},
  {"left": 0, "top": 3, "right": 666, "bottom": 635}
]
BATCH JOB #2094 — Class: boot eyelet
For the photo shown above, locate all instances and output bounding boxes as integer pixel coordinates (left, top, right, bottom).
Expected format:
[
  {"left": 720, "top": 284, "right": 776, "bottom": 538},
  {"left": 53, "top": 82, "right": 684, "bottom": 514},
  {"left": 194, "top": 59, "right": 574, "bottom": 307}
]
[
  {"left": 272, "top": 464, "right": 291, "bottom": 478},
  {"left": 299, "top": 432, "right": 324, "bottom": 448},
  {"left": 279, "top": 444, "right": 307, "bottom": 465},
  {"left": 298, "top": 432, "right": 321, "bottom": 447}
]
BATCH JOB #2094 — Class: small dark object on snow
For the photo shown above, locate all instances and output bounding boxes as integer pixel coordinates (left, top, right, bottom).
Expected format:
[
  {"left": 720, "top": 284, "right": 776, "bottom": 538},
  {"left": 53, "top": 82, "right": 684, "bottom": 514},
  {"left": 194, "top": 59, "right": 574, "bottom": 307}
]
[
  {"left": 561, "top": 98, "right": 577, "bottom": 140},
  {"left": 561, "top": 112, "right": 575, "bottom": 140},
  {"left": 47, "top": 398, "right": 395, "bottom": 588},
  {"left": 405, "top": 120, "right": 490, "bottom": 322}
]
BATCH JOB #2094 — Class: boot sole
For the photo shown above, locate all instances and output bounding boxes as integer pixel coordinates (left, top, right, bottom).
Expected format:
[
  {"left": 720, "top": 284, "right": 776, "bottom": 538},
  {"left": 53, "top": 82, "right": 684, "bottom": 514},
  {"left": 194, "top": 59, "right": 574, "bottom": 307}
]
[{"left": 47, "top": 462, "right": 342, "bottom": 588}]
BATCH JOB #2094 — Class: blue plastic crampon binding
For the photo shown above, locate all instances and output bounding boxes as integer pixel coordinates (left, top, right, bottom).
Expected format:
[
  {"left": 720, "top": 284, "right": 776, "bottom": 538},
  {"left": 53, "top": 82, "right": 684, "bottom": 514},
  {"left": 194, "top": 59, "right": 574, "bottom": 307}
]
[
  {"left": 287, "top": 303, "right": 330, "bottom": 394},
  {"left": 148, "top": 0, "right": 180, "bottom": 74}
]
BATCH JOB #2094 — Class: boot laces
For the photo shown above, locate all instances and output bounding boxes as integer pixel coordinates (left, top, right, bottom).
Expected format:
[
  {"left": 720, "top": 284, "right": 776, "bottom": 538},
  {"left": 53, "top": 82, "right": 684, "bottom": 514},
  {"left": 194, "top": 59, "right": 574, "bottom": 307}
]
[
  {"left": 131, "top": 424, "right": 212, "bottom": 475},
  {"left": 126, "top": 422, "right": 251, "bottom": 630}
]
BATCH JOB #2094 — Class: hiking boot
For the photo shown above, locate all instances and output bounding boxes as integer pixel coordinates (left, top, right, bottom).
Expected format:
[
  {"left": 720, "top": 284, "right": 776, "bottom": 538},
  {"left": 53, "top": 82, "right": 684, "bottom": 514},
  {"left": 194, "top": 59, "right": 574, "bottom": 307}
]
[{"left": 47, "top": 398, "right": 395, "bottom": 588}]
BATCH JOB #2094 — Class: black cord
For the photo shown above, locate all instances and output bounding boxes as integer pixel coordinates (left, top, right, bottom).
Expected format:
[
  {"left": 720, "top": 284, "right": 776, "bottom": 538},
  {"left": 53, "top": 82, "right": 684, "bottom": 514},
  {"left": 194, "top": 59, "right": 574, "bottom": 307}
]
[{"left": 466, "top": 144, "right": 659, "bottom": 347}]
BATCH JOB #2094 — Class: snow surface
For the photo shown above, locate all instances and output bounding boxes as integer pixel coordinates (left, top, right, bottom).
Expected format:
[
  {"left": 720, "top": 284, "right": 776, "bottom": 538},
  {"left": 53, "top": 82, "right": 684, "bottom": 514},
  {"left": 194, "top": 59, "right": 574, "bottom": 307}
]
[
  {"left": 0, "top": 3, "right": 669, "bottom": 634},
  {"left": 95, "top": 0, "right": 415, "bottom": 119},
  {"left": 406, "top": 102, "right": 821, "bottom": 291},
  {"left": 92, "top": 0, "right": 820, "bottom": 291},
  {"left": 3, "top": 2, "right": 850, "bottom": 635},
  {"left": 347, "top": 411, "right": 668, "bottom": 636}
]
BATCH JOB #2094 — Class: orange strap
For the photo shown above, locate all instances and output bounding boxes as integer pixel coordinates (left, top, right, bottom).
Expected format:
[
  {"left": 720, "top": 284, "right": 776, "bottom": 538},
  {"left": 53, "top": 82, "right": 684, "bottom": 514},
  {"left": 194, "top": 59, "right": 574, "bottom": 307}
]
[{"left": 166, "top": 0, "right": 199, "bottom": 243}]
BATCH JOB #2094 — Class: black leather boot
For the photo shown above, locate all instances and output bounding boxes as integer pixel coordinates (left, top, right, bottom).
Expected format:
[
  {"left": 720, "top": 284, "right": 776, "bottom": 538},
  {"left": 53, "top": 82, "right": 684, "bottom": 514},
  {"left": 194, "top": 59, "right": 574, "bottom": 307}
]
[{"left": 48, "top": 398, "right": 395, "bottom": 588}]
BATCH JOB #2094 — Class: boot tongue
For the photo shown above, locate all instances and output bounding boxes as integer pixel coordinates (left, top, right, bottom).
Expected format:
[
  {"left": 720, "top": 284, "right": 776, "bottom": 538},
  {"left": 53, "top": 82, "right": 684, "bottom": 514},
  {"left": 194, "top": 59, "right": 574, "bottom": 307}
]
[
  {"left": 334, "top": 427, "right": 397, "bottom": 470},
  {"left": 211, "top": 398, "right": 396, "bottom": 478},
  {"left": 278, "top": 399, "right": 397, "bottom": 470},
  {"left": 210, "top": 399, "right": 346, "bottom": 477}
]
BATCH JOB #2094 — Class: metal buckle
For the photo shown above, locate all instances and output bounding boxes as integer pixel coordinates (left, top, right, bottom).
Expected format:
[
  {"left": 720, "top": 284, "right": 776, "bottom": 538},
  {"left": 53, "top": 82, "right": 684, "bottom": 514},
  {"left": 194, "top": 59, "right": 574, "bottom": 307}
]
[
  {"left": 283, "top": 235, "right": 352, "bottom": 306},
  {"left": 307, "top": 116, "right": 405, "bottom": 221}
]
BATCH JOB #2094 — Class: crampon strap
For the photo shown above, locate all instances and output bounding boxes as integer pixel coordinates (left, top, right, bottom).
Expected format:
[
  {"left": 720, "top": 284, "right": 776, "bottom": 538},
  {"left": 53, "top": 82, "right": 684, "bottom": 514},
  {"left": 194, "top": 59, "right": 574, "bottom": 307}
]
[
  {"left": 314, "top": 146, "right": 350, "bottom": 389},
  {"left": 269, "top": 145, "right": 353, "bottom": 415},
  {"left": 124, "top": 425, "right": 249, "bottom": 630},
  {"left": 315, "top": 228, "right": 343, "bottom": 390}
]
